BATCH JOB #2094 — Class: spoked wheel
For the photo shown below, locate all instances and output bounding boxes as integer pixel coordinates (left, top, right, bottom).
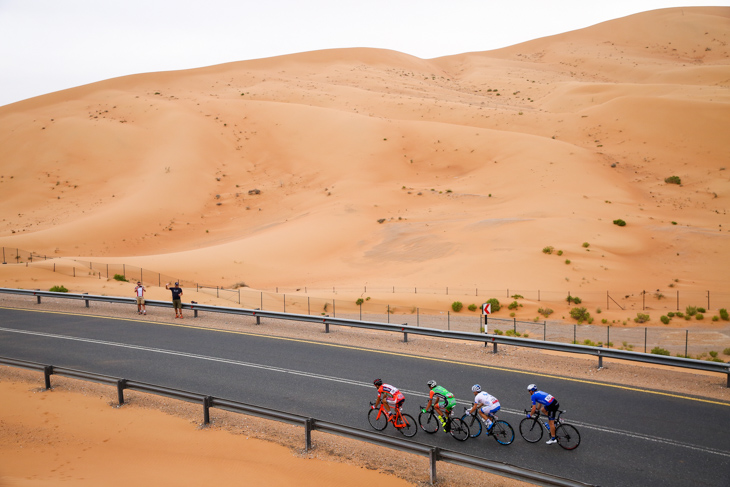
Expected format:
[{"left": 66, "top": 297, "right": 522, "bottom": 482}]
[
  {"left": 398, "top": 413, "right": 418, "bottom": 438},
  {"left": 418, "top": 411, "right": 440, "bottom": 434},
  {"left": 448, "top": 418, "right": 470, "bottom": 442},
  {"left": 460, "top": 414, "right": 482, "bottom": 438},
  {"left": 519, "top": 417, "right": 543, "bottom": 443},
  {"left": 556, "top": 423, "right": 581, "bottom": 450},
  {"left": 491, "top": 420, "right": 515, "bottom": 445},
  {"left": 367, "top": 408, "right": 388, "bottom": 431}
]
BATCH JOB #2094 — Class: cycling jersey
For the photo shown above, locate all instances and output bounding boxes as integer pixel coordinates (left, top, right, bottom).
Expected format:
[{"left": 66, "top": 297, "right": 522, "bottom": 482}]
[
  {"left": 474, "top": 391, "right": 501, "bottom": 414},
  {"left": 378, "top": 383, "right": 405, "bottom": 407},
  {"left": 530, "top": 390, "right": 556, "bottom": 407},
  {"left": 429, "top": 386, "right": 455, "bottom": 411}
]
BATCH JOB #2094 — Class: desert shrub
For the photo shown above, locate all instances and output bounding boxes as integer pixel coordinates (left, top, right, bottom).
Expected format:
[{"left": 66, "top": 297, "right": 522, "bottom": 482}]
[
  {"left": 505, "top": 329, "right": 522, "bottom": 337},
  {"left": 695, "top": 313, "right": 704, "bottom": 320},
  {"left": 493, "top": 329, "right": 504, "bottom": 335},
  {"left": 566, "top": 295, "right": 582, "bottom": 304},
  {"left": 557, "top": 250, "right": 563, "bottom": 256},
  {"left": 709, "top": 351, "right": 718, "bottom": 358},
  {"left": 713, "top": 316, "right": 719, "bottom": 321},
  {"left": 508, "top": 300, "right": 520, "bottom": 310},
  {"left": 675, "top": 312, "right": 684, "bottom": 318},
  {"left": 486, "top": 298, "right": 501, "bottom": 312},
  {"left": 664, "top": 176, "right": 682, "bottom": 185},
  {"left": 511, "top": 294, "right": 524, "bottom": 299},
  {"left": 582, "top": 242, "right": 590, "bottom": 248},
  {"left": 660, "top": 315, "right": 670, "bottom": 325},
  {"left": 651, "top": 347, "right": 670, "bottom": 356},
  {"left": 723, "top": 348, "right": 730, "bottom": 356},
  {"left": 613, "top": 219, "right": 626, "bottom": 226},
  {"left": 113, "top": 274, "right": 128, "bottom": 282},
  {"left": 451, "top": 301, "right": 463, "bottom": 312},
  {"left": 719, "top": 308, "right": 729, "bottom": 321},
  {"left": 565, "top": 259, "right": 571, "bottom": 265},
  {"left": 697, "top": 307, "right": 706, "bottom": 313},
  {"left": 542, "top": 246, "right": 554, "bottom": 254},
  {"left": 355, "top": 298, "right": 364, "bottom": 306},
  {"left": 468, "top": 304, "right": 477, "bottom": 312},
  {"left": 569, "top": 307, "right": 591, "bottom": 323},
  {"left": 667, "top": 312, "right": 675, "bottom": 317},
  {"left": 49, "top": 285, "right": 68, "bottom": 292},
  {"left": 634, "top": 313, "right": 650, "bottom": 324},
  {"left": 538, "top": 307, "right": 553, "bottom": 317},
  {"left": 685, "top": 306, "right": 697, "bottom": 316}
]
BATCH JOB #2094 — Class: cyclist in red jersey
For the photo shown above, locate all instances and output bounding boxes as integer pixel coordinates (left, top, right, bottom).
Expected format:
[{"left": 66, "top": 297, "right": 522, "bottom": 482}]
[{"left": 373, "top": 379, "right": 405, "bottom": 418}]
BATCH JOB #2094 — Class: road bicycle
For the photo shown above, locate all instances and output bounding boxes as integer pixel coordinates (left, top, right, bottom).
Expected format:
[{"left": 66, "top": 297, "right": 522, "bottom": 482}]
[
  {"left": 368, "top": 402, "right": 417, "bottom": 437},
  {"left": 418, "top": 405, "right": 470, "bottom": 441},
  {"left": 519, "top": 409, "right": 580, "bottom": 450},
  {"left": 460, "top": 407, "right": 514, "bottom": 445}
]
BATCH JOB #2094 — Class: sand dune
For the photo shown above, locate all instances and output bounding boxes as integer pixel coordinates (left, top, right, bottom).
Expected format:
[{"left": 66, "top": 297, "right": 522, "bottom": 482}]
[{"left": 1, "top": 7, "right": 728, "bottom": 298}]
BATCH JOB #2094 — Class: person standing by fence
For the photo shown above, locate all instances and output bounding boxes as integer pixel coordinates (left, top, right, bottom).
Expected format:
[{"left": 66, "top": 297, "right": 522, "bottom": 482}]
[
  {"left": 165, "top": 282, "right": 184, "bottom": 319},
  {"left": 134, "top": 281, "right": 146, "bottom": 315}
]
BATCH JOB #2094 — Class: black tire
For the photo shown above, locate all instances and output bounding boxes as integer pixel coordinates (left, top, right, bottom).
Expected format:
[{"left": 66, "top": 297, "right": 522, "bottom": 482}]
[
  {"left": 460, "top": 413, "right": 482, "bottom": 438},
  {"left": 368, "top": 408, "right": 388, "bottom": 431},
  {"left": 491, "top": 420, "right": 515, "bottom": 445},
  {"left": 418, "top": 411, "right": 439, "bottom": 434},
  {"left": 519, "top": 417, "right": 543, "bottom": 443},
  {"left": 556, "top": 423, "right": 581, "bottom": 450},
  {"left": 449, "top": 418, "right": 470, "bottom": 442},
  {"left": 398, "top": 413, "right": 418, "bottom": 438}
]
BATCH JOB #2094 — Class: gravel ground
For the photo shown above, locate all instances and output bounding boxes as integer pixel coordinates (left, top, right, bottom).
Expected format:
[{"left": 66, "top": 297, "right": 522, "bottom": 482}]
[{"left": 2, "top": 296, "right": 729, "bottom": 486}]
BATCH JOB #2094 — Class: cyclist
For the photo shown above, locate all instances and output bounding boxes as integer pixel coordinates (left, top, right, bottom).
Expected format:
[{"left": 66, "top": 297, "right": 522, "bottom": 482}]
[
  {"left": 424, "top": 380, "right": 455, "bottom": 432},
  {"left": 372, "top": 379, "right": 405, "bottom": 419},
  {"left": 467, "top": 384, "right": 501, "bottom": 430},
  {"left": 527, "top": 384, "right": 560, "bottom": 445}
]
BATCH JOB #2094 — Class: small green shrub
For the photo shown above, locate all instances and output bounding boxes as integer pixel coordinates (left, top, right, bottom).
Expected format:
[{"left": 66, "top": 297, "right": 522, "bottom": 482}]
[
  {"left": 675, "top": 312, "right": 684, "bottom": 318},
  {"left": 566, "top": 295, "right": 582, "bottom": 304},
  {"left": 542, "top": 246, "right": 554, "bottom": 254},
  {"left": 113, "top": 274, "right": 128, "bottom": 282},
  {"left": 468, "top": 304, "right": 477, "bottom": 312},
  {"left": 355, "top": 298, "right": 364, "bottom": 306},
  {"left": 613, "top": 219, "right": 626, "bottom": 226},
  {"left": 511, "top": 294, "right": 524, "bottom": 299},
  {"left": 651, "top": 347, "right": 671, "bottom": 356},
  {"left": 713, "top": 316, "right": 719, "bottom": 321},
  {"left": 582, "top": 242, "right": 590, "bottom": 248},
  {"left": 486, "top": 298, "right": 501, "bottom": 312},
  {"left": 634, "top": 313, "right": 650, "bottom": 324},
  {"left": 719, "top": 308, "right": 729, "bottom": 321},
  {"left": 565, "top": 259, "right": 571, "bottom": 265},
  {"left": 508, "top": 300, "right": 520, "bottom": 310},
  {"left": 505, "top": 329, "right": 522, "bottom": 337},
  {"left": 709, "top": 351, "right": 718, "bottom": 358},
  {"left": 538, "top": 307, "right": 554, "bottom": 317},
  {"left": 660, "top": 315, "right": 670, "bottom": 325},
  {"left": 569, "top": 307, "right": 591, "bottom": 323},
  {"left": 698, "top": 307, "right": 706, "bottom": 313},
  {"left": 451, "top": 301, "right": 463, "bottom": 312},
  {"left": 695, "top": 313, "right": 704, "bottom": 320},
  {"left": 49, "top": 285, "right": 68, "bottom": 292},
  {"left": 685, "top": 305, "right": 697, "bottom": 316},
  {"left": 723, "top": 348, "right": 730, "bottom": 355},
  {"left": 493, "top": 329, "right": 504, "bottom": 335},
  {"left": 667, "top": 312, "right": 675, "bottom": 317},
  {"left": 556, "top": 250, "right": 563, "bottom": 256},
  {"left": 664, "top": 175, "right": 682, "bottom": 185}
]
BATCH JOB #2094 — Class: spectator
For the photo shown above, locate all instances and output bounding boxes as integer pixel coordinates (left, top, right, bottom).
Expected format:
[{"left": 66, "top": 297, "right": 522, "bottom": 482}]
[
  {"left": 165, "top": 282, "right": 184, "bottom": 319},
  {"left": 134, "top": 281, "right": 146, "bottom": 315}
]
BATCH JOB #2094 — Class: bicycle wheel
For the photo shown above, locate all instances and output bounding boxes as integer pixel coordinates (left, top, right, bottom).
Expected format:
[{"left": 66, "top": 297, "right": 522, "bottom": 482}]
[
  {"left": 418, "top": 411, "right": 440, "bottom": 434},
  {"left": 460, "top": 414, "right": 482, "bottom": 438},
  {"left": 448, "top": 418, "right": 470, "bottom": 442},
  {"left": 556, "top": 423, "right": 581, "bottom": 450},
  {"left": 398, "top": 413, "right": 418, "bottom": 438},
  {"left": 491, "top": 420, "right": 515, "bottom": 445},
  {"left": 519, "top": 417, "right": 543, "bottom": 443},
  {"left": 368, "top": 408, "right": 388, "bottom": 431}
]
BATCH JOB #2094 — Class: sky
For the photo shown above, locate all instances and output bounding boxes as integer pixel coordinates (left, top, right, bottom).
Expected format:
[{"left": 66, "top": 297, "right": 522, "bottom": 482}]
[{"left": 0, "top": 0, "right": 725, "bottom": 107}]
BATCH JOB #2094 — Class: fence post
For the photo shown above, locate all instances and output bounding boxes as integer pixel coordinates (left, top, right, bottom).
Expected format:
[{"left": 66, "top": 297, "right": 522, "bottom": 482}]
[
  {"left": 429, "top": 447, "right": 439, "bottom": 485},
  {"left": 644, "top": 327, "right": 647, "bottom": 353},
  {"left": 305, "top": 418, "right": 314, "bottom": 452},
  {"left": 284, "top": 294, "right": 286, "bottom": 314},
  {"left": 203, "top": 396, "right": 212, "bottom": 425},
  {"left": 447, "top": 311, "right": 450, "bottom": 330},
  {"left": 642, "top": 290, "right": 646, "bottom": 310},
  {"left": 543, "top": 321, "right": 546, "bottom": 341},
  {"left": 685, "top": 330, "right": 688, "bottom": 358},
  {"left": 707, "top": 291, "right": 710, "bottom": 311},
  {"left": 43, "top": 365, "right": 53, "bottom": 389},
  {"left": 117, "top": 379, "right": 127, "bottom": 405},
  {"left": 573, "top": 324, "right": 576, "bottom": 344},
  {"left": 607, "top": 326, "right": 610, "bottom": 348},
  {"left": 513, "top": 318, "right": 516, "bottom": 333},
  {"left": 308, "top": 297, "right": 310, "bottom": 315}
]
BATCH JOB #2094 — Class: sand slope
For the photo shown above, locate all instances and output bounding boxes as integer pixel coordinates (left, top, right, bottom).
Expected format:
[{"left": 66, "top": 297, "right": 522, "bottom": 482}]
[{"left": 1, "top": 7, "right": 728, "bottom": 297}]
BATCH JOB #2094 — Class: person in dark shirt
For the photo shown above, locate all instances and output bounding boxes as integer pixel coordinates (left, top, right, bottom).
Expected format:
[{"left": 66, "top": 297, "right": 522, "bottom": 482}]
[{"left": 165, "top": 282, "right": 184, "bottom": 319}]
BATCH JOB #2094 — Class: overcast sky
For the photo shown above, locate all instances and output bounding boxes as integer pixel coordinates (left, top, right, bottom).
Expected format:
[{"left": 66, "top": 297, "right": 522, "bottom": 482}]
[{"left": 0, "top": 1, "right": 725, "bottom": 107}]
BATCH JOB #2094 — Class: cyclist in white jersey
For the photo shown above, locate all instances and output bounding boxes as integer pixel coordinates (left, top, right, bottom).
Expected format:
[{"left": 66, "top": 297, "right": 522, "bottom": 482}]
[{"left": 467, "top": 384, "right": 501, "bottom": 430}]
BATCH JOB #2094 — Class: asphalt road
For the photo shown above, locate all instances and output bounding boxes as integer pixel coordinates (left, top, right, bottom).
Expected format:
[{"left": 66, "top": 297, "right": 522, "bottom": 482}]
[{"left": 1, "top": 307, "right": 729, "bottom": 486}]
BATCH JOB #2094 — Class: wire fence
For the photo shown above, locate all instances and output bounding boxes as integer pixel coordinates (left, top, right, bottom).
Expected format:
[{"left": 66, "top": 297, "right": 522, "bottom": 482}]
[{"left": 3, "top": 247, "right": 730, "bottom": 359}]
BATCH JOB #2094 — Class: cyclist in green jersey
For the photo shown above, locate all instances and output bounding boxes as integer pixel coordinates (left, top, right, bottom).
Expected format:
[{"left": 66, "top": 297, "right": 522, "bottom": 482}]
[{"left": 424, "top": 380, "right": 456, "bottom": 431}]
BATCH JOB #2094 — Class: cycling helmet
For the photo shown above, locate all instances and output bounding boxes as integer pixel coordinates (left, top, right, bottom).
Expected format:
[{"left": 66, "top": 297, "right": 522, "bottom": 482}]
[
  {"left": 427, "top": 380, "right": 437, "bottom": 389},
  {"left": 471, "top": 384, "right": 481, "bottom": 393},
  {"left": 373, "top": 379, "right": 383, "bottom": 387},
  {"left": 527, "top": 384, "right": 538, "bottom": 392}
]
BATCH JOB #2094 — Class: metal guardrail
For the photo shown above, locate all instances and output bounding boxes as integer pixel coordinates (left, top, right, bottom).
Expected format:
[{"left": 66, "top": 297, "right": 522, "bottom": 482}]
[
  {"left": 2, "top": 287, "right": 729, "bottom": 387},
  {"left": 0, "top": 356, "right": 594, "bottom": 487}
]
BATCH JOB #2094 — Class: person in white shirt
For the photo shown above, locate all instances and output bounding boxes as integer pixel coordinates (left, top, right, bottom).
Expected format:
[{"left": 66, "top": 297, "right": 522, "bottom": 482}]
[
  {"left": 134, "top": 282, "right": 146, "bottom": 315},
  {"left": 467, "top": 384, "right": 501, "bottom": 430}
]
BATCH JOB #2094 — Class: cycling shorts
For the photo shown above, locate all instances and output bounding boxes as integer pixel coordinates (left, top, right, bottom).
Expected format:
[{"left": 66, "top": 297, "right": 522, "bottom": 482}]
[
  {"left": 436, "top": 397, "right": 455, "bottom": 412},
  {"left": 386, "top": 396, "right": 405, "bottom": 409},
  {"left": 544, "top": 401, "right": 560, "bottom": 420},
  {"left": 480, "top": 403, "right": 501, "bottom": 415}
]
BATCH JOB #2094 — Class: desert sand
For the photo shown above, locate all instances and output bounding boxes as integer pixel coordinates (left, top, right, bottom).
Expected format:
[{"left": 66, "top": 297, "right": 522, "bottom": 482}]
[{"left": 1, "top": 6, "right": 729, "bottom": 486}]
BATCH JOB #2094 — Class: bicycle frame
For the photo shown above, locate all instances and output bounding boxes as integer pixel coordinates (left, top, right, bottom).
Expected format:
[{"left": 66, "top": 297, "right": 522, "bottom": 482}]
[{"left": 371, "top": 401, "right": 408, "bottom": 428}]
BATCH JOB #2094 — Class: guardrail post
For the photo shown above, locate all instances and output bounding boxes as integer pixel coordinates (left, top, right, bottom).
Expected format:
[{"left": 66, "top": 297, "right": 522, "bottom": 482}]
[
  {"left": 429, "top": 447, "right": 440, "bottom": 484},
  {"left": 305, "top": 418, "right": 314, "bottom": 452},
  {"left": 597, "top": 350, "right": 603, "bottom": 369},
  {"left": 117, "top": 379, "right": 127, "bottom": 405},
  {"left": 203, "top": 396, "right": 212, "bottom": 425},
  {"left": 83, "top": 292, "right": 89, "bottom": 308},
  {"left": 43, "top": 365, "right": 53, "bottom": 389},
  {"left": 493, "top": 340, "right": 498, "bottom": 353},
  {"left": 35, "top": 290, "right": 41, "bottom": 304}
]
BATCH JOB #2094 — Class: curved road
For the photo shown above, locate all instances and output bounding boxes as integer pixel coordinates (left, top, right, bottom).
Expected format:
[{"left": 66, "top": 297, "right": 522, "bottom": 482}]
[{"left": 1, "top": 307, "right": 729, "bottom": 486}]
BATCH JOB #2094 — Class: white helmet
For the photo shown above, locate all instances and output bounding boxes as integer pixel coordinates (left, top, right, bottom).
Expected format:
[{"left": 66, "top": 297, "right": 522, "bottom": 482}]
[
  {"left": 471, "top": 384, "right": 481, "bottom": 393},
  {"left": 427, "top": 380, "right": 437, "bottom": 389},
  {"left": 527, "top": 384, "right": 537, "bottom": 392}
]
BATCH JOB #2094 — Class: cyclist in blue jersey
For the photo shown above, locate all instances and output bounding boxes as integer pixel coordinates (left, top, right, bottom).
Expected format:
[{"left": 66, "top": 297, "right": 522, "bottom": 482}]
[{"left": 527, "top": 384, "right": 560, "bottom": 445}]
